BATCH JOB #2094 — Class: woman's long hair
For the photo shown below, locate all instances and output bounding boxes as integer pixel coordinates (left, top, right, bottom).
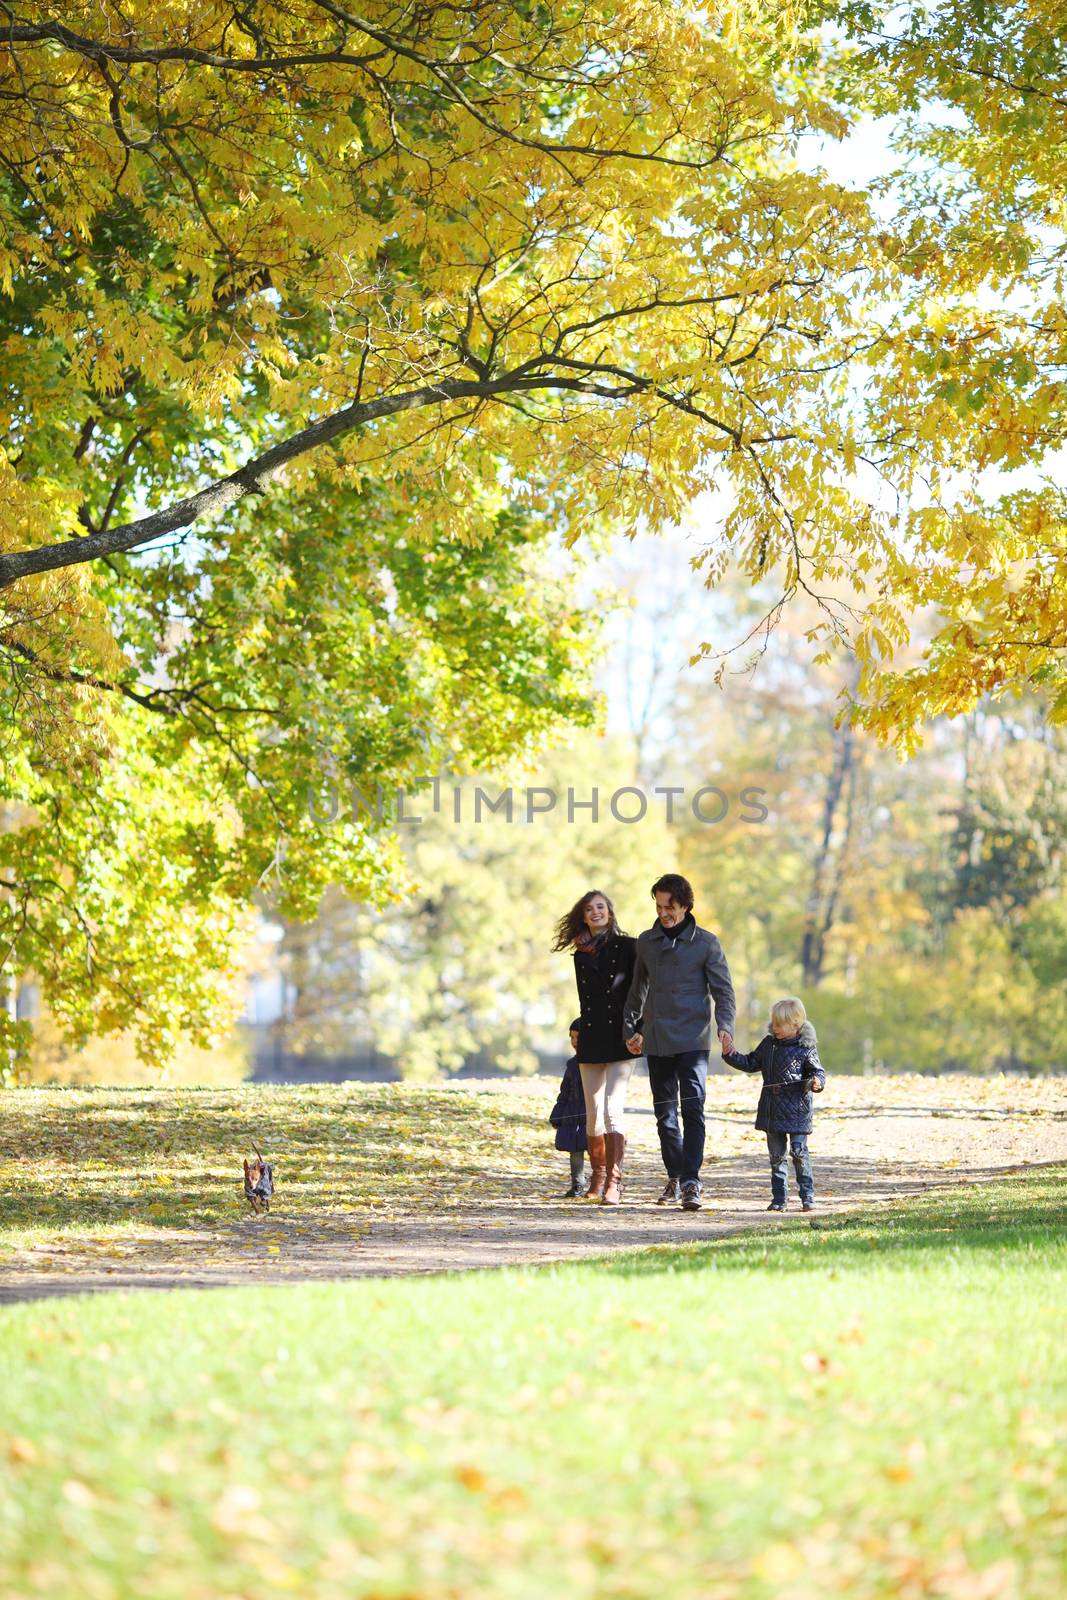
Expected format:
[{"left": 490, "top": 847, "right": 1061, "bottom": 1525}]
[{"left": 551, "top": 889, "right": 625, "bottom": 952}]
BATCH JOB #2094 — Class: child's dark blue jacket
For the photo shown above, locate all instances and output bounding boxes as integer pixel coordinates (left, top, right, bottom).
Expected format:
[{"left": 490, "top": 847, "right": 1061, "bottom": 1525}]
[
  {"left": 724, "top": 1021, "right": 826, "bottom": 1134},
  {"left": 548, "top": 1054, "right": 588, "bottom": 1152}
]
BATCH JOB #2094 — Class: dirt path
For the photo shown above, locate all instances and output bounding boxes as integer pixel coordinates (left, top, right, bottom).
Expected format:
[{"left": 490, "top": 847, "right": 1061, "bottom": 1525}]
[{"left": 3, "top": 1076, "right": 1065, "bottom": 1303}]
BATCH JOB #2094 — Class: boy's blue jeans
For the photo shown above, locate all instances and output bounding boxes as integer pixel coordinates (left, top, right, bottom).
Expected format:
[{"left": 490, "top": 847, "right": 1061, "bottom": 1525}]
[{"left": 766, "top": 1131, "right": 814, "bottom": 1205}]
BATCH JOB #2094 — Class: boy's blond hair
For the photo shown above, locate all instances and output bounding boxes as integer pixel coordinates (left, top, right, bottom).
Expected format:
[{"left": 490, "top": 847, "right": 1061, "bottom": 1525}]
[{"left": 770, "top": 996, "right": 806, "bottom": 1034}]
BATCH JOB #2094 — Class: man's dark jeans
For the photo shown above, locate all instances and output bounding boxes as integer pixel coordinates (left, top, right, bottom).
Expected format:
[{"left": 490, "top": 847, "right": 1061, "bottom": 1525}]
[
  {"left": 646, "top": 1051, "right": 709, "bottom": 1185},
  {"left": 766, "top": 1131, "right": 814, "bottom": 1206}
]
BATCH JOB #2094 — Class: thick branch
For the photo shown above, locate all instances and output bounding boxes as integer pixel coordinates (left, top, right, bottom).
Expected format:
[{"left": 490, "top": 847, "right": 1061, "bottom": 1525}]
[
  {"left": 3, "top": 19, "right": 380, "bottom": 72},
  {"left": 0, "top": 365, "right": 752, "bottom": 588},
  {"left": 0, "top": 376, "right": 505, "bottom": 586}
]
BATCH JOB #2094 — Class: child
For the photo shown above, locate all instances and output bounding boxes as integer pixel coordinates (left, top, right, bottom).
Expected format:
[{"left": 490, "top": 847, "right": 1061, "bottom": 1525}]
[
  {"left": 723, "top": 997, "right": 825, "bottom": 1212},
  {"left": 549, "top": 1019, "right": 588, "bottom": 1197}
]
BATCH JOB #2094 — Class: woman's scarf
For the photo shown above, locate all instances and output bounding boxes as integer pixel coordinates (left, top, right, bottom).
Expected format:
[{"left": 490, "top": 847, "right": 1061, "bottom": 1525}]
[{"left": 574, "top": 925, "right": 612, "bottom": 957}]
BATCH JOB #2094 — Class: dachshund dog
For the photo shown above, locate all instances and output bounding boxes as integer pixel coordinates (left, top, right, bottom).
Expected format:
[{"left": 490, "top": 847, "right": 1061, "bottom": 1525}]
[{"left": 243, "top": 1142, "right": 275, "bottom": 1214}]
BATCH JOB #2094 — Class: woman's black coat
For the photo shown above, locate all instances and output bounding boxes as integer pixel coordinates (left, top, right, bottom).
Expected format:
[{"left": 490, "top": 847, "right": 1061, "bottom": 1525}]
[{"left": 573, "top": 932, "right": 638, "bottom": 1062}]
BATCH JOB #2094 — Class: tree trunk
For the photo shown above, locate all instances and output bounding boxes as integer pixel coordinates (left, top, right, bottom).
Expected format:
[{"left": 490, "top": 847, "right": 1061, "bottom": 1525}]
[{"left": 801, "top": 715, "right": 857, "bottom": 987}]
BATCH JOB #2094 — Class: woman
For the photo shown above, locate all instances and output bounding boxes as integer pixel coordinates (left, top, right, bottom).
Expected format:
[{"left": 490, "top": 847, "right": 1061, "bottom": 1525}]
[{"left": 551, "top": 890, "right": 639, "bottom": 1204}]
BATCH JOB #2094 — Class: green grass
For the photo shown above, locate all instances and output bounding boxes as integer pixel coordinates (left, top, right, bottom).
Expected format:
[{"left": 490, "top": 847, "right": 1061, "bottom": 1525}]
[
  {"left": 0, "top": 1083, "right": 548, "bottom": 1248},
  {"left": 2, "top": 1168, "right": 1065, "bottom": 1600}
]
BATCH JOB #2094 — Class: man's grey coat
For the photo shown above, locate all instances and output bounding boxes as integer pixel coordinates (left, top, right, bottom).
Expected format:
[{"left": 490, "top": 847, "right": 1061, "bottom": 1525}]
[{"left": 623, "top": 916, "right": 736, "bottom": 1054}]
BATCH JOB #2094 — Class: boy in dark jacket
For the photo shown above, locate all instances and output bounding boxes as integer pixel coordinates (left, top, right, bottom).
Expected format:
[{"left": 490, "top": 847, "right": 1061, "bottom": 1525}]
[
  {"left": 723, "top": 997, "right": 826, "bottom": 1212},
  {"left": 549, "top": 1019, "right": 588, "bottom": 1197}
]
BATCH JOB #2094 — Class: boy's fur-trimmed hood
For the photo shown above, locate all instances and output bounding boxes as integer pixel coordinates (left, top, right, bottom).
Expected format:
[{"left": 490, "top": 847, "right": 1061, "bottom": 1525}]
[{"left": 771, "top": 1020, "right": 817, "bottom": 1046}]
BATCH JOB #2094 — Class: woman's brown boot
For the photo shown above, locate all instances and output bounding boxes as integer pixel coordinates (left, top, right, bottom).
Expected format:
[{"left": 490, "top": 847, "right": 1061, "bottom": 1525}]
[
  {"left": 585, "top": 1134, "right": 607, "bottom": 1200},
  {"left": 602, "top": 1132, "right": 625, "bottom": 1205}
]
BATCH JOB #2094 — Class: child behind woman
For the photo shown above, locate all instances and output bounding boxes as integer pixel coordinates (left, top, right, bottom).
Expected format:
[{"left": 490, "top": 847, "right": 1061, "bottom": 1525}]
[
  {"left": 723, "top": 997, "right": 825, "bottom": 1211},
  {"left": 549, "top": 1019, "right": 588, "bottom": 1197}
]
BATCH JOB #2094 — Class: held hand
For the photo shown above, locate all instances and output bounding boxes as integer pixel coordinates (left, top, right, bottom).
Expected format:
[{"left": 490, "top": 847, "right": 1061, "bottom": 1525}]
[
  {"left": 626, "top": 1033, "right": 643, "bottom": 1055},
  {"left": 718, "top": 1030, "right": 734, "bottom": 1056},
  {"left": 811, "top": 1079, "right": 824, "bottom": 1093}
]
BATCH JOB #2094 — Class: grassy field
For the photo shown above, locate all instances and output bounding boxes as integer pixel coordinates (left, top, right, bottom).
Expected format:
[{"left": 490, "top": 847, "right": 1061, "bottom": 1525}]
[
  {"left": 2, "top": 1165, "right": 1065, "bottom": 1600},
  {"left": 0, "top": 1082, "right": 545, "bottom": 1249},
  {"left": 3, "top": 1073, "right": 1064, "bottom": 1253}
]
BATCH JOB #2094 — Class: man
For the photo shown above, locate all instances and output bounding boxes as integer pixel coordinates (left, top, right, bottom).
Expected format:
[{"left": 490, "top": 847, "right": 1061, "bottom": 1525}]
[{"left": 623, "top": 873, "right": 735, "bottom": 1212}]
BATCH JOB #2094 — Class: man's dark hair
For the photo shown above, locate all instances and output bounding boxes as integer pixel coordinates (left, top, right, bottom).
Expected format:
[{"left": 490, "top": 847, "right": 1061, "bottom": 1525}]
[{"left": 651, "top": 873, "right": 694, "bottom": 911}]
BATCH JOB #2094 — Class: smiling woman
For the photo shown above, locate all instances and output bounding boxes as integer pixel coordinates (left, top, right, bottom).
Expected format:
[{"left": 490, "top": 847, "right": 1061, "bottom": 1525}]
[{"left": 552, "top": 890, "right": 638, "bottom": 1203}]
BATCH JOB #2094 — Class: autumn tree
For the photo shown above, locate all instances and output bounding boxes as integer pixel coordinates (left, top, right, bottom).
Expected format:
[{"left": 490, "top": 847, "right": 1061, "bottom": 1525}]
[
  {"left": 5, "top": 0, "right": 1067, "bottom": 1066},
  {"left": 946, "top": 706, "right": 1067, "bottom": 918},
  {"left": 1, "top": 1, "right": 885, "bottom": 590},
  {"left": 0, "top": 0, "right": 893, "bottom": 1062},
  {"left": 821, "top": 0, "right": 1067, "bottom": 744},
  {"left": 0, "top": 476, "right": 596, "bottom": 1066}
]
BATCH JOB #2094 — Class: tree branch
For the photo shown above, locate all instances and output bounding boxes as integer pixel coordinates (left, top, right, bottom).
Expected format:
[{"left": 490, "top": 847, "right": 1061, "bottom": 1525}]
[
  {"left": 0, "top": 364, "right": 757, "bottom": 587},
  {"left": 7, "top": 13, "right": 730, "bottom": 170}
]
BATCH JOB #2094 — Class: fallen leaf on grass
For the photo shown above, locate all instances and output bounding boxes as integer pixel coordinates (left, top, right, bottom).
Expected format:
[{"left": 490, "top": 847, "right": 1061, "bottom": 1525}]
[
  {"left": 61, "top": 1479, "right": 95, "bottom": 1507},
  {"left": 211, "top": 1483, "right": 273, "bottom": 1539},
  {"left": 454, "top": 1464, "right": 488, "bottom": 1492},
  {"left": 752, "top": 1543, "right": 800, "bottom": 1583}
]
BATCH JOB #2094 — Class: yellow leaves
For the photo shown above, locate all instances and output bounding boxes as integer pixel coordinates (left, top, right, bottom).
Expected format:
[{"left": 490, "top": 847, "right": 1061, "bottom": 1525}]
[
  {"left": 7, "top": 0, "right": 1059, "bottom": 758},
  {"left": 884, "top": 1439, "right": 926, "bottom": 1483},
  {"left": 453, "top": 1463, "right": 488, "bottom": 1493},
  {"left": 0, "top": 244, "right": 18, "bottom": 298},
  {"left": 0, "top": 1, "right": 901, "bottom": 646},
  {"left": 0, "top": 454, "right": 82, "bottom": 556}
]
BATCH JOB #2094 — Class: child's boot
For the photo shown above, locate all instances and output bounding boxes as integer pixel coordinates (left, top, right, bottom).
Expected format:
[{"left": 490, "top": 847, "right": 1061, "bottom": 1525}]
[
  {"left": 564, "top": 1150, "right": 586, "bottom": 1198},
  {"left": 586, "top": 1134, "right": 607, "bottom": 1200},
  {"left": 602, "top": 1133, "right": 625, "bottom": 1205}
]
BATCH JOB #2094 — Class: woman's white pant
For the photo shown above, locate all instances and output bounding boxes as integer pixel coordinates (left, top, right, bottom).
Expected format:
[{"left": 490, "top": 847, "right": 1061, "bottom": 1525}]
[{"left": 579, "top": 1059, "right": 635, "bottom": 1135}]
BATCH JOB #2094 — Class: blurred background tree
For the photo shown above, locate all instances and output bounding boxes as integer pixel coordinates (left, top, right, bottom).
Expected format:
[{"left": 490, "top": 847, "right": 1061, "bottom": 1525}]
[{"left": 203, "top": 558, "right": 1067, "bottom": 1084}]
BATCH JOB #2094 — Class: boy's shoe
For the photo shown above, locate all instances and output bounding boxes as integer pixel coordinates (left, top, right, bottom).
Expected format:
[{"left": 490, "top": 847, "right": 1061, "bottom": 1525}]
[
  {"left": 563, "top": 1180, "right": 587, "bottom": 1198},
  {"left": 680, "top": 1181, "right": 703, "bottom": 1212},
  {"left": 656, "top": 1178, "right": 681, "bottom": 1206},
  {"left": 802, "top": 1201, "right": 815, "bottom": 1212},
  {"left": 767, "top": 1201, "right": 785, "bottom": 1212}
]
